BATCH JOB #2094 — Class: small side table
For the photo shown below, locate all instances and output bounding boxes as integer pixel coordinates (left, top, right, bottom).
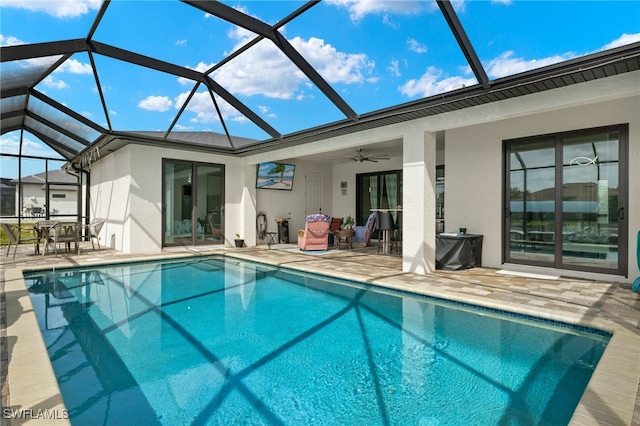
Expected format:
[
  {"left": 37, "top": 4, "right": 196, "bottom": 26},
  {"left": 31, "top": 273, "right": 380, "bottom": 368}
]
[{"left": 334, "top": 229, "right": 355, "bottom": 250}]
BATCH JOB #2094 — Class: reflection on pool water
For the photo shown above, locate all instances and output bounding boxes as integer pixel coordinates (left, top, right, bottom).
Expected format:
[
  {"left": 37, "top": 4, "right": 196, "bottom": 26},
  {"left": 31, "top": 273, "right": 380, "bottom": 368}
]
[{"left": 25, "top": 256, "right": 609, "bottom": 425}]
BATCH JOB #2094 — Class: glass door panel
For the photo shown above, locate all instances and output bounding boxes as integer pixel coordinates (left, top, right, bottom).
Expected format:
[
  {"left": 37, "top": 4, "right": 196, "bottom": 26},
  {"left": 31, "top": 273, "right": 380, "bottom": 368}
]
[
  {"left": 164, "top": 161, "right": 193, "bottom": 245},
  {"left": 195, "top": 164, "right": 224, "bottom": 243},
  {"left": 164, "top": 160, "right": 224, "bottom": 246},
  {"left": 507, "top": 140, "right": 556, "bottom": 264},
  {"left": 561, "top": 133, "right": 619, "bottom": 269}
]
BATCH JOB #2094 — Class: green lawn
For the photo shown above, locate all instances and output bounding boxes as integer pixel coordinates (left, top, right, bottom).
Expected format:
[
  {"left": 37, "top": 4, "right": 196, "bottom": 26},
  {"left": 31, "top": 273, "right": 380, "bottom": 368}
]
[{"left": 0, "top": 222, "right": 37, "bottom": 246}]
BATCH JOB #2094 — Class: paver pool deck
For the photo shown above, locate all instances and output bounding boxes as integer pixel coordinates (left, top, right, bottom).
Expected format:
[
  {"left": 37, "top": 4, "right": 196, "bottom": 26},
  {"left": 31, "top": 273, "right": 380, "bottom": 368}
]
[{"left": 2, "top": 242, "right": 639, "bottom": 425}]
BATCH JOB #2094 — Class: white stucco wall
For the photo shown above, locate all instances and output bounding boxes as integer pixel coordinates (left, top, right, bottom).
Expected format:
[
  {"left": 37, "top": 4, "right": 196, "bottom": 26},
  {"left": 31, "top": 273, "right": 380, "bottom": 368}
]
[
  {"left": 89, "top": 146, "right": 132, "bottom": 252},
  {"left": 89, "top": 144, "right": 249, "bottom": 253}
]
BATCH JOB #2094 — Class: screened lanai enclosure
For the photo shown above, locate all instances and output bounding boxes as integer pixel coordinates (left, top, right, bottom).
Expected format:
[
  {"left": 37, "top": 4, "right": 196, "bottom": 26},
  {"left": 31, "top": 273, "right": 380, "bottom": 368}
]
[
  {"left": 0, "top": 150, "right": 86, "bottom": 225},
  {"left": 1, "top": 0, "right": 639, "bottom": 264}
]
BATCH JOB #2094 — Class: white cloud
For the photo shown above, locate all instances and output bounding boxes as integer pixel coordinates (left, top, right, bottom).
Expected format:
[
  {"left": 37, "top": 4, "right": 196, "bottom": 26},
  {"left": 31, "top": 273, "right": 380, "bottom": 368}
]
[
  {"left": 211, "top": 39, "right": 302, "bottom": 99},
  {"left": 187, "top": 62, "right": 214, "bottom": 73},
  {"left": 0, "top": 133, "right": 52, "bottom": 157},
  {"left": 293, "top": 36, "right": 376, "bottom": 84},
  {"left": 0, "top": 34, "right": 24, "bottom": 47},
  {"left": 486, "top": 51, "right": 574, "bottom": 78},
  {"left": 602, "top": 33, "right": 640, "bottom": 50},
  {"left": 482, "top": 33, "right": 639, "bottom": 80},
  {"left": 399, "top": 66, "right": 476, "bottom": 97},
  {"left": 401, "top": 31, "right": 639, "bottom": 99},
  {"left": 138, "top": 96, "right": 173, "bottom": 112},
  {"left": 0, "top": 134, "right": 21, "bottom": 155},
  {"left": 42, "top": 75, "right": 69, "bottom": 89},
  {"left": 1, "top": 0, "right": 101, "bottom": 18},
  {"left": 173, "top": 124, "right": 193, "bottom": 131},
  {"left": 174, "top": 91, "right": 220, "bottom": 123},
  {"left": 178, "top": 62, "right": 214, "bottom": 86},
  {"left": 2, "top": 35, "right": 64, "bottom": 69},
  {"left": 215, "top": 34, "right": 377, "bottom": 100},
  {"left": 258, "top": 105, "right": 276, "bottom": 118},
  {"left": 449, "top": 0, "right": 467, "bottom": 13},
  {"left": 230, "top": 114, "right": 249, "bottom": 124},
  {"left": 325, "top": 0, "right": 427, "bottom": 22},
  {"left": 407, "top": 38, "right": 427, "bottom": 54},
  {"left": 176, "top": 39, "right": 188, "bottom": 47},
  {"left": 189, "top": 8, "right": 377, "bottom": 102},
  {"left": 388, "top": 59, "right": 401, "bottom": 77},
  {"left": 56, "top": 58, "right": 93, "bottom": 74}
]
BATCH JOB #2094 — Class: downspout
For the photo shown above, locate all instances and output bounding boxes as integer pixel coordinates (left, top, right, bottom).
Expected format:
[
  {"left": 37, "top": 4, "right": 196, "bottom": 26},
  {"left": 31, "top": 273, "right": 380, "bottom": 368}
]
[{"left": 65, "top": 160, "right": 91, "bottom": 234}]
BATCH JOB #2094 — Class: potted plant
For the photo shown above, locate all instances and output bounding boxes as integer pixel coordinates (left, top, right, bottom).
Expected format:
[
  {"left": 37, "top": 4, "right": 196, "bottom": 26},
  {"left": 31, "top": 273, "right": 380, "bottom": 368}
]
[
  {"left": 234, "top": 233, "right": 245, "bottom": 247},
  {"left": 342, "top": 215, "right": 356, "bottom": 230},
  {"left": 337, "top": 215, "right": 356, "bottom": 240}
]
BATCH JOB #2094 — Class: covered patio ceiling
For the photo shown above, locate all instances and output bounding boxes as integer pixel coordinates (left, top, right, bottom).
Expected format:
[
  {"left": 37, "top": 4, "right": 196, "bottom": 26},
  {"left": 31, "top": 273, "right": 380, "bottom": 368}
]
[{"left": 1, "top": 0, "right": 639, "bottom": 166}]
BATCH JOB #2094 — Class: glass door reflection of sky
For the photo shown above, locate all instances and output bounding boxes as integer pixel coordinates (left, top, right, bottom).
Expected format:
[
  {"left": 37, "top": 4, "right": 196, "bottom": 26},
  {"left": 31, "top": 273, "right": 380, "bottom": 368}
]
[{"left": 25, "top": 257, "right": 608, "bottom": 425}]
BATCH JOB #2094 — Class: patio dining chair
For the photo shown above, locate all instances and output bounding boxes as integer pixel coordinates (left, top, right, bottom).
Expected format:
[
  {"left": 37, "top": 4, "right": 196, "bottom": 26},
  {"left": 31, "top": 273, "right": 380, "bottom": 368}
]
[
  {"left": 87, "top": 220, "right": 105, "bottom": 250},
  {"left": 377, "top": 211, "right": 397, "bottom": 255},
  {"left": 51, "top": 221, "right": 80, "bottom": 256},
  {"left": 328, "top": 217, "right": 343, "bottom": 246},
  {"left": 1, "top": 223, "right": 40, "bottom": 258}
]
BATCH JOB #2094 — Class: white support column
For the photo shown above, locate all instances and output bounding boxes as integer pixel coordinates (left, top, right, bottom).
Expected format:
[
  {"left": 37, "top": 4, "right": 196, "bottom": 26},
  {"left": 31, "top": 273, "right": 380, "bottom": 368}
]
[
  {"left": 402, "top": 129, "right": 436, "bottom": 274},
  {"left": 225, "top": 161, "right": 256, "bottom": 247},
  {"left": 242, "top": 164, "right": 257, "bottom": 246}
]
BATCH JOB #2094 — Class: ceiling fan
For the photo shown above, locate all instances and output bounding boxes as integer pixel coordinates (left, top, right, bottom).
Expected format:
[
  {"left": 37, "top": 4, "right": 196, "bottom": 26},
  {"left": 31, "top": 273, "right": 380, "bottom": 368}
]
[{"left": 330, "top": 148, "right": 390, "bottom": 163}]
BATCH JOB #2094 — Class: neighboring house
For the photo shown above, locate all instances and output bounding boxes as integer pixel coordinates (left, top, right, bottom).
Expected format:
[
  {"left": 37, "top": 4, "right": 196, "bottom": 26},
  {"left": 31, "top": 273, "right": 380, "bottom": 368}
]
[
  {"left": 0, "top": 178, "right": 16, "bottom": 216},
  {"left": 13, "top": 169, "right": 80, "bottom": 217}
]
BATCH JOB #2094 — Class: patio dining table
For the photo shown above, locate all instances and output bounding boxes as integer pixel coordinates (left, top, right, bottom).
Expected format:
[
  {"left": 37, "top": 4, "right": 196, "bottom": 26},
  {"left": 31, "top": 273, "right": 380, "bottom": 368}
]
[{"left": 35, "top": 220, "right": 59, "bottom": 256}]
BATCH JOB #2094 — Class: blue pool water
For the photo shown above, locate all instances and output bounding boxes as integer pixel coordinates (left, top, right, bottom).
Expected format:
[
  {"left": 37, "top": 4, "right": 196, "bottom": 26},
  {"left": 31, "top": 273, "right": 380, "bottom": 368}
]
[{"left": 25, "top": 256, "right": 609, "bottom": 425}]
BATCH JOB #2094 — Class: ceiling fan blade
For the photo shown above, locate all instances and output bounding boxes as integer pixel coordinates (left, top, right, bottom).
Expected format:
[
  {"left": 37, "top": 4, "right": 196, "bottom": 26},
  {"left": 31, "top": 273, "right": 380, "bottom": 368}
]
[{"left": 331, "top": 149, "right": 390, "bottom": 164}]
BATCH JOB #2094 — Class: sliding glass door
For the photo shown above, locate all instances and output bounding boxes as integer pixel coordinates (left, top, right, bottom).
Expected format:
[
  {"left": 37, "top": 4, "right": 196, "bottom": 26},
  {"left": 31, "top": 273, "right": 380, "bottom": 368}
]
[
  {"left": 504, "top": 125, "right": 627, "bottom": 275},
  {"left": 163, "top": 160, "right": 224, "bottom": 246}
]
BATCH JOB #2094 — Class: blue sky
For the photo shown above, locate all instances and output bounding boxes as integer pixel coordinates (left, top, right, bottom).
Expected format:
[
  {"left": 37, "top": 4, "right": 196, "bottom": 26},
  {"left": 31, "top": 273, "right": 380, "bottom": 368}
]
[{"left": 1, "top": 0, "right": 639, "bottom": 176}]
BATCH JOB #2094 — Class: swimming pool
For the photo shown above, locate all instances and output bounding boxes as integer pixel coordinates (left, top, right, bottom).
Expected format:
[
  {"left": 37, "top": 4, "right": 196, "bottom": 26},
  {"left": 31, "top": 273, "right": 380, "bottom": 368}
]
[{"left": 25, "top": 256, "right": 609, "bottom": 425}]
